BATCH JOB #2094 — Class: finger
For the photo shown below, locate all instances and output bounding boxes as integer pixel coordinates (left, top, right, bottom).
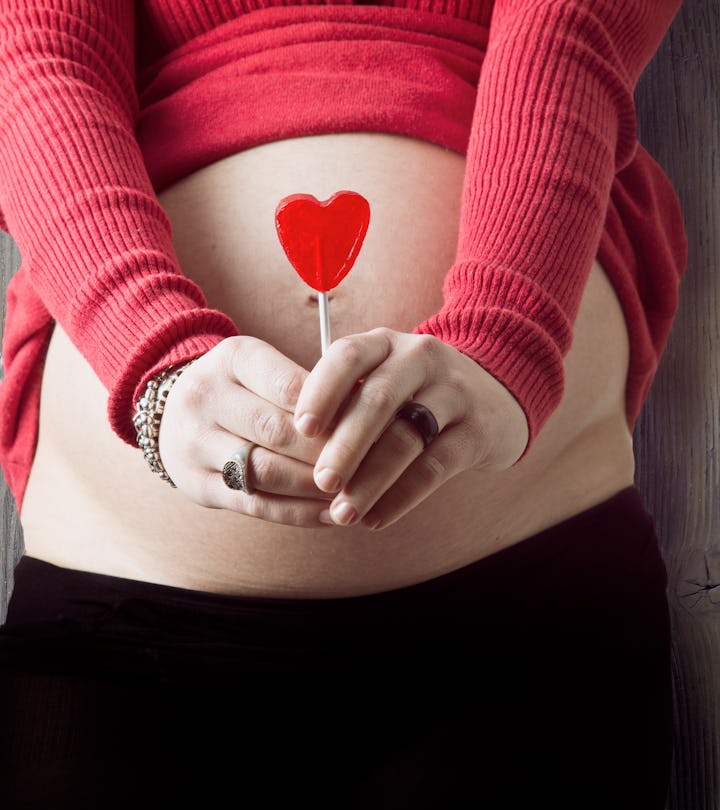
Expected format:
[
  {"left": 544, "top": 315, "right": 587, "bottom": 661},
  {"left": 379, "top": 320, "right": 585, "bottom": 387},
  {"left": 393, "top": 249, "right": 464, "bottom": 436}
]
[
  {"left": 310, "top": 356, "right": 438, "bottom": 494},
  {"left": 210, "top": 438, "right": 333, "bottom": 500},
  {"left": 178, "top": 371, "right": 326, "bottom": 465},
  {"left": 220, "top": 335, "right": 310, "bottom": 412},
  {"left": 203, "top": 477, "right": 335, "bottom": 528},
  {"left": 215, "top": 392, "right": 327, "bottom": 466},
  {"left": 358, "top": 425, "right": 473, "bottom": 530},
  {"left": 320, "top": 394, "right": 453, "bottom": 526},
  {"left": 294, "top": 329, "right": 395, "bottom": 437}
]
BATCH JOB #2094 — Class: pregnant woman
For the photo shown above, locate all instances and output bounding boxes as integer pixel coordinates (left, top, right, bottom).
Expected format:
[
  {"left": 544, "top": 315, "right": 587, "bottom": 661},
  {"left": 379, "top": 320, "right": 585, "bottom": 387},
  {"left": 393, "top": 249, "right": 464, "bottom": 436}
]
[{"left": 0, "top": 1, "right": 686, "bottom": 807}]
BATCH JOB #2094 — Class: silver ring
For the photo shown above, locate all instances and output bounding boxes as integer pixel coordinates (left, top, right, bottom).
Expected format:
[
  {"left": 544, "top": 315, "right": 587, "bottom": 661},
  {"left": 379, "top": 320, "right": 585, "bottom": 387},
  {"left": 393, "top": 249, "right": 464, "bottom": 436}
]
[{"left": 222, "top": 443, "right": 257, "bottom": 494}]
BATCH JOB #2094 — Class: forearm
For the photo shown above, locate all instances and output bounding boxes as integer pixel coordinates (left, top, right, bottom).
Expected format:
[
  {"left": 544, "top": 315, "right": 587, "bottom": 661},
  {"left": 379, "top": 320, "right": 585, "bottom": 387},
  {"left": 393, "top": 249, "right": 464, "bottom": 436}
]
[
  {"left": 0, "top": 1, "right": 237, "bottom": 443},
  {"left": 416, "top": 0, "right": 682, "bottom": 444}
]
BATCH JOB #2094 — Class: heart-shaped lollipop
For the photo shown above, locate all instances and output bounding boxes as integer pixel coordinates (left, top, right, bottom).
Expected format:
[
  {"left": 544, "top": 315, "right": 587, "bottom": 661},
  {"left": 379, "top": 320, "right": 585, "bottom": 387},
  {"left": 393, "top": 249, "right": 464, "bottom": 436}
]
[
  {"left": 276, "top": 190, "right": 370, "bottom": 293},
  {"left": 275, "top": 190, "right": 370, "bottom": 353}
]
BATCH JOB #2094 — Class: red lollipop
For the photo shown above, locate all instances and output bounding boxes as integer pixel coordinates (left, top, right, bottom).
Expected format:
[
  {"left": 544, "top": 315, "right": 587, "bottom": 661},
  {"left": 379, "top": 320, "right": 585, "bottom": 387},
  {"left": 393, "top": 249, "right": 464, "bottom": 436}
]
[{"left": 275, "top": 190, "right": 370, "bottom": 353}]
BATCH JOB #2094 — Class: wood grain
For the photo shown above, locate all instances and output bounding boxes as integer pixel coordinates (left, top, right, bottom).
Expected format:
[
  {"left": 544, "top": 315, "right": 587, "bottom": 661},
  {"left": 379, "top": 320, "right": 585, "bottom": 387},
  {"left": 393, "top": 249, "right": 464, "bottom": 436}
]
[
  {"left": 0, "top": 234, "right": 22, "bottom": 624},
  {"left": 0, "top": 2, "right": 717, "bottom": 805},
  {"left": 634, "top": 1, "right": 720, "bottom": 807}
]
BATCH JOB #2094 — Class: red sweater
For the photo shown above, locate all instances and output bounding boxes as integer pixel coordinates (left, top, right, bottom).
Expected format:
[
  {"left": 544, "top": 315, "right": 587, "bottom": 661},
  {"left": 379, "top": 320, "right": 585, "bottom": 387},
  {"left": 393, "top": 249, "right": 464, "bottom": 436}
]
[{"left": 0, "top": 0, "right": 686, "bottom": 509}]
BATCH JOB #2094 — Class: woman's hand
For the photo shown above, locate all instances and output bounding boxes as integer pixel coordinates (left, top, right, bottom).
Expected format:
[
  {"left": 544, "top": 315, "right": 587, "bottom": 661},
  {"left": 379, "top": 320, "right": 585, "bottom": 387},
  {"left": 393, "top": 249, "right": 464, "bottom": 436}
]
[
  {"left": 293, "top": 328, "right": 529, "bottom": 530},
  {"left": 158, "top": 336, "right": 334, "bottom": 527}
]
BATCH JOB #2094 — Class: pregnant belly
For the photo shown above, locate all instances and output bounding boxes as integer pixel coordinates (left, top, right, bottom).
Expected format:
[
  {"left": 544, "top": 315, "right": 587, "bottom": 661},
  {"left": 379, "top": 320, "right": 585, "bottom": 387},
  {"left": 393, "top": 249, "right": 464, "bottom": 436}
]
[{"left": 20, "top": 134, "right": 635, "bottom": 597}]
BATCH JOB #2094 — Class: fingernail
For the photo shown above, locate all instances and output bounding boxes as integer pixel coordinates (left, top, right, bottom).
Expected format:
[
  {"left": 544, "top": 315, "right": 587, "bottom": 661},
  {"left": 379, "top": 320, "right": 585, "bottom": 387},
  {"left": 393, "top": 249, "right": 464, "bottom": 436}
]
[
  {"left": 316, "top": 468, "right": 342, "bottom": 493},
  {"left": 295, "top": 412, "right": 320, "bottom": 437},
  {"left": 318, "top": 509, "right": 334, "bottom": 525},
  {"left": 331, "top": 501, "right": 358, "bottom": 526}
]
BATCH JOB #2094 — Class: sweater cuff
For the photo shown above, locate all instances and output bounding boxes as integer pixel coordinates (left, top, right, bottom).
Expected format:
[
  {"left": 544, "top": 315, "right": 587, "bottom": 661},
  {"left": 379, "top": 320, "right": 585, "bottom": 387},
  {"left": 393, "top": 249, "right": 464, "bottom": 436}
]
[
  {"left": 108, "top": 308, "right": 239, "bottom": 445},
  {"left": 414, "top": 260, "right": 571, "bottom": 445}
]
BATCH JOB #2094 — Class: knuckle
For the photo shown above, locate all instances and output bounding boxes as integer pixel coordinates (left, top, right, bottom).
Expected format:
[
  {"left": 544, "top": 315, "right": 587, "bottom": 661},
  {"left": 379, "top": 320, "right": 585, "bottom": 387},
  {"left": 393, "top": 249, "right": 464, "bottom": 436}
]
[
  {"left": 444, "top": 370, "right": 467, "bottom": 399},
  {"left": 369, "top": 326, "right": 394, "bottom": 344},
  {"left": 272, "top": 368, "right": 303, "bottom": 407},
  {"left": 368, "top": 327, "right": 395, "bottom": 358},
  {"left": 248, "top": 449, "right": 276, "bottom": 488},
  {"left": 241, "top": 496, "right": 309, "bottom": 528},
  {"left": 223, "top": 336, "right": 261, "bottom": 380},
  {"left": 218, "top": 335, "right": 245, "bottom": 368},
  {"left": 363, "top": 381, "right": 398, "bottom": 415},
  {"left": 414, "top": 452, "right": 448, "bottom": 486},
  {"left": 331, "top": 335, "right": 365, "bottom": 368},
  {"left": 280, "top": 503, "right": 308, "bottom": 527},
  {"left": 174, "top": 371, "right": 214, "bottom": 413},
  {"left": 254, "top": 409, "right": 295, "bottom": 450},
  {"left": 464, "top": 421, "right": 494, "bottom": 469},
  {"left": 243, "top": 494, "right": 267, "bottom": 520},
  {"left": 410, "top": 333, "right": 441, "bottom": 365}
]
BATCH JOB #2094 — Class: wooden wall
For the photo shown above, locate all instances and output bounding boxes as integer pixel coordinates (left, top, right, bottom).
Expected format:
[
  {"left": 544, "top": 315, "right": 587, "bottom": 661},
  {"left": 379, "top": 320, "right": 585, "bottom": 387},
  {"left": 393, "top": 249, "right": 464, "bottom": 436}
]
[
  {"left": 0, "top": 1, "right": 718, "bottom": 806},
  {"left": 0, "top": 235, "right": 22, "bottom": 623},
  {"left": 633, "top": 1, "right": 720, "bottom": 807}
]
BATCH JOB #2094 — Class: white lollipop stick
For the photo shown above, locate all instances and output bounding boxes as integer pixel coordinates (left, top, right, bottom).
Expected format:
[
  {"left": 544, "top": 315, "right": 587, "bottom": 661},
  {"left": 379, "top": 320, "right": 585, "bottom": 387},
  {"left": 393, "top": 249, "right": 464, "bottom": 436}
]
[{"left": 318, "top": 291, "right": 331, "bottom": 355}]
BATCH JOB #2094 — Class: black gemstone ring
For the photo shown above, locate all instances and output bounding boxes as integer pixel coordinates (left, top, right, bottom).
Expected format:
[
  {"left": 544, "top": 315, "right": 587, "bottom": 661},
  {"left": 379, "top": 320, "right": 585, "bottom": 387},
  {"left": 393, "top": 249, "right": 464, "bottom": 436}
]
[{"left": 395, "top": 401, "right": 439, "bottom": 448}]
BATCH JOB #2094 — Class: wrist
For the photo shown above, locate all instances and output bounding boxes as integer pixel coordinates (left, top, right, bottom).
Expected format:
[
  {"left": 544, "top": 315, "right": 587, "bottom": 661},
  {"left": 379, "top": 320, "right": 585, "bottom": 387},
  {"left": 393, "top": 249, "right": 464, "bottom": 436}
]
[{"left": 132, "top": 359, "right": 196, "bottom": 487}]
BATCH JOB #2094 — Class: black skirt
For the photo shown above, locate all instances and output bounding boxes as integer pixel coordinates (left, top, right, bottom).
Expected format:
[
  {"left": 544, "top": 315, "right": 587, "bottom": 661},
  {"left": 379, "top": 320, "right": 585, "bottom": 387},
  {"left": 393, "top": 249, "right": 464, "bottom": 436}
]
[{"left": 0, "top": 487, "right": 671, "bottom": 809}]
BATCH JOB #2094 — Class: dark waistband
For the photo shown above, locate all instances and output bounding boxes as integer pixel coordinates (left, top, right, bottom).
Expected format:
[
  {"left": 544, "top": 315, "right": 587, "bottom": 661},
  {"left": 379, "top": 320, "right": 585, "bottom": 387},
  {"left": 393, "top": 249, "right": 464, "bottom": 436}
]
[{"left": 0, "top": 487, "right": 670, "bottom": 683}]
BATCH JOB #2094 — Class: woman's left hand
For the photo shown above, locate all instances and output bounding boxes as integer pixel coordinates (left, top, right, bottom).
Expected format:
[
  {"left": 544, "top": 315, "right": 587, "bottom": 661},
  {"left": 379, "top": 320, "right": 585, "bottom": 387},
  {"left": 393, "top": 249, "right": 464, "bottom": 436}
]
[{"left": 293, "top": 328, "right": 529, "bottom": 530}]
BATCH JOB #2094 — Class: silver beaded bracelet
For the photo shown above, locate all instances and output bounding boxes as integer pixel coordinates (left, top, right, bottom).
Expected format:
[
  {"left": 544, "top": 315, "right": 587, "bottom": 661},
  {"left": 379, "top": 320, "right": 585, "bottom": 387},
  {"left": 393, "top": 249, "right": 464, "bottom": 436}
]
[{"left": 132, "top": 360, "right": 196, "bottom": 487}]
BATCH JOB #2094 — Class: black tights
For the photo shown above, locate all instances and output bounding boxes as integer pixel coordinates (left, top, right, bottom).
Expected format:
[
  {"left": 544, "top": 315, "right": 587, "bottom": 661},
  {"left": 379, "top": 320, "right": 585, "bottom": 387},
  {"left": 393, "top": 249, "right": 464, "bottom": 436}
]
[{"left": 0, "top": 488, "right": 672, "bottom": 809}]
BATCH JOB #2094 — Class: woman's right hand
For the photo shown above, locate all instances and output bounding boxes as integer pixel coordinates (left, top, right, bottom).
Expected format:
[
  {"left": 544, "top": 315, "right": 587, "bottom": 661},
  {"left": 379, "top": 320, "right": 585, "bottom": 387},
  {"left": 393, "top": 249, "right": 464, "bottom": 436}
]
[{"left": 158, "top": 336, "right": 334, "bottom": 527}]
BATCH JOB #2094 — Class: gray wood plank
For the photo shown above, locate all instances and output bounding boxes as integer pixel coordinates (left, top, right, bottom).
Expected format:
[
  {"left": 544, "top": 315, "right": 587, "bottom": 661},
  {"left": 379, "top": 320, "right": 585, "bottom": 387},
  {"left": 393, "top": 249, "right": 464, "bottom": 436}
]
[
  {"left": 0, "top": 233, "right": 23, "bottom": 624},
  {"left": 634, "top": 1, "right": 720, "bottom": 808}
]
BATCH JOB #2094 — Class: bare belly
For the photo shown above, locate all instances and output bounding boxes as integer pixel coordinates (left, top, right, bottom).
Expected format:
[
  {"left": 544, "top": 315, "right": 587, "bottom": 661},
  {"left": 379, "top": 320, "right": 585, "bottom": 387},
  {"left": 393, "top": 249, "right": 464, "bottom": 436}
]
[{"left": 20, "top": 134, "right": 635, "bottom": 597}]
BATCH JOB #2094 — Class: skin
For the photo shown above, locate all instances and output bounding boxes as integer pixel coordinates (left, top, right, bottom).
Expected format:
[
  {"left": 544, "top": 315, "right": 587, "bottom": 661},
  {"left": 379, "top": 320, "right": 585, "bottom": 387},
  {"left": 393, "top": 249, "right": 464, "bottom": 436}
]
[{"left": 21, "top": 133, "right": 634, "bottom": 598}]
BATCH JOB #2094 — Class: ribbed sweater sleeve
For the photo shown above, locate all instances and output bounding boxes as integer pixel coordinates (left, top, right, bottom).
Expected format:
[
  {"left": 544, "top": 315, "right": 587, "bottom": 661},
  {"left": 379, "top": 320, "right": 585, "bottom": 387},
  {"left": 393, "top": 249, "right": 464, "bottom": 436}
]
[
  {"left": 0, "top": 0, "right": 238, "bottom": 444},
  {"left": 415, "top": 0, "right": 681, "bottom": 446}
]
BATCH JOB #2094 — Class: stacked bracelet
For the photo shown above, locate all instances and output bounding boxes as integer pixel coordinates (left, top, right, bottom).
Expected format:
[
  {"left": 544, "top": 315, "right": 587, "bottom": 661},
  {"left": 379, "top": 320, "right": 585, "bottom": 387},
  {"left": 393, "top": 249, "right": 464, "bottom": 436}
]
[{"left": 132, "top": 360, "right": 196, "bottom": 487}]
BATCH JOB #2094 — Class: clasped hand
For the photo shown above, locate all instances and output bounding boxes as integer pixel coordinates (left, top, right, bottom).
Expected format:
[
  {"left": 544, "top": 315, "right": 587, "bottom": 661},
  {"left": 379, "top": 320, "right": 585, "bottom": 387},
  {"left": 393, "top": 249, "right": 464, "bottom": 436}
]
[{"left": 159, "top": 328, "right": 528, "bottom": 529}]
